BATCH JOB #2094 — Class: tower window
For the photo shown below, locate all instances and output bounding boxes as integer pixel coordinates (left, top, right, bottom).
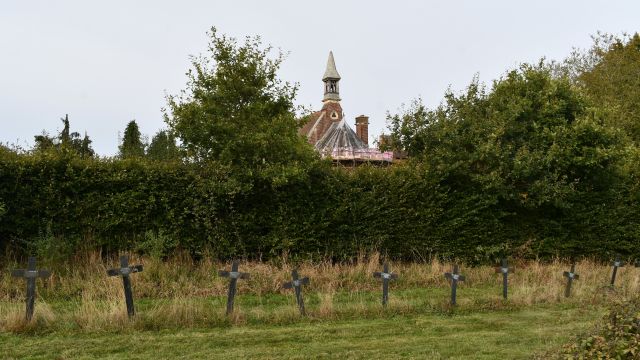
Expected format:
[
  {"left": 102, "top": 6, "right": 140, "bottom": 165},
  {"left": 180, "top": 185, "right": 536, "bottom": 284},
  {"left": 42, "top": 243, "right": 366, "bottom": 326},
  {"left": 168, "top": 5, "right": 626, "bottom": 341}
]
[{"left": 325, "top": 80, "right": 338, "bottom": 94}]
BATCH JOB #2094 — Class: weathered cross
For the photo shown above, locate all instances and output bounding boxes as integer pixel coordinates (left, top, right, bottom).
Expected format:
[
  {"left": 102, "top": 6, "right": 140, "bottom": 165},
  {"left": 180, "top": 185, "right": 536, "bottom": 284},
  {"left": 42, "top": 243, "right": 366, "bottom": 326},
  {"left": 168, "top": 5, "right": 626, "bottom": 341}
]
[
  {"left": 11, "top": 257, "right": 51, "bottom": 321},
  {"left": 494, "top": 258, "right": 515, "bottom": 300},
  {"left": 610, "top": 256, "right": 625, "bottom": 286},
  {"left": 373, "top": 263, "right": 398, "bottom": 307},
  {"left": 562, "top": 263, "right": 579, "bottom": 298},
  {"left": 107, "top": 255, "right": 143, "bottom": 317},
  {"left": 283, "top": 269, "right": 310, "bottom": 315},
  {"left": 218, "top": 261, "right": 250, "bottom": 315},
  {"left": 444, "top": 264, "right": 465, "bottom": 305}
]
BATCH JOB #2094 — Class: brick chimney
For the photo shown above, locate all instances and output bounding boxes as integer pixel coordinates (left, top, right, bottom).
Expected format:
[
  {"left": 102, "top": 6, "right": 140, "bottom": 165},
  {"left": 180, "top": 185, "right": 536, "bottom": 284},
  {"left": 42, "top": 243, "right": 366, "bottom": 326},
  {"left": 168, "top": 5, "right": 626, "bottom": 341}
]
[{"left": 355, "top": 115, "right": 369, "bottom": 146}]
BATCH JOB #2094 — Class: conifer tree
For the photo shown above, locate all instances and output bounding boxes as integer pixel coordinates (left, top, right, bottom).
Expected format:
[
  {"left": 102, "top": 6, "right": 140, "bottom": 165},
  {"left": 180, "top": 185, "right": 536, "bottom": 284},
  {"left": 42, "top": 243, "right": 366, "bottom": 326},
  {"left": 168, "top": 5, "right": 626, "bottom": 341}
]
[
  {"left": 119, "top": 120, "right": 145, "bottom": 159},
  {"left": 146, "top": 129, "right": 180, "bottom": 161}
]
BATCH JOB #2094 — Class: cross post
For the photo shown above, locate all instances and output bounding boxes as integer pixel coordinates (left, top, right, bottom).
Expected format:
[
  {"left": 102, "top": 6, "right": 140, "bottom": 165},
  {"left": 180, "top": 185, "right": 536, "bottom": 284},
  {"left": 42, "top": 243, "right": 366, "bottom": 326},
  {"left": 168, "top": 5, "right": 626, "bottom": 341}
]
[
  {"left": 107, "top": 255, "right": 143, "bottom": 318},
  {"left": 610, "top": 256, "right": 625, "bottom": 286},
  {"left": 283, "top": 269, "right": 310, "bottom": 315},
  {"left": 494, "top": 258, "right": 515, "bottom": 300},
  {"left": 218, "top": 261, "right": 250, "bottom": 315},
  {"left": 373, "top": 262, "right": 398, "bottom": 307},
  {"left": 11, "top": 257, "right": 51, "bottom": 321},
  {"left": 444, "top": 264, "right": 465, "bottom": 305},
  {"left": 563, "top": 263, "right": 579, "bottom": 298}
]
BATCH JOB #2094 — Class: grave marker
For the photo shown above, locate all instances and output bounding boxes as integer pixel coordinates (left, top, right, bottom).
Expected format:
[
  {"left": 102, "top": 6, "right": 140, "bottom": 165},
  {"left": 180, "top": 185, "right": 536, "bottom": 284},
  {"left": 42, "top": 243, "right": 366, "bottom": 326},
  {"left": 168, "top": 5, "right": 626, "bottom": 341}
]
[
  {"left": 563, "top": 263, "right": 579, "bottom": 298},
  {"left": 107, "top": 255, "right": 143, "bottom": 318},
  {"left": 283, "top": 269, "right": 310, "bottom": 315},
  {"left": 218, "top": 261, "right": 249, "bottom": 315},
  {"left": 11, "top": 257, "right": 51, "bottom": 321},
  {"left": 373, "top": 263, "right": 398, "bottom": 307},
  {"left": 610, "top": 256, "right": 625, "bottom": 286},
  {"left": 444, "top": 264, "right": 465, "bottom": 305},
  {"left": 494, "top": 258, "right": 515, "bottom": 300}
]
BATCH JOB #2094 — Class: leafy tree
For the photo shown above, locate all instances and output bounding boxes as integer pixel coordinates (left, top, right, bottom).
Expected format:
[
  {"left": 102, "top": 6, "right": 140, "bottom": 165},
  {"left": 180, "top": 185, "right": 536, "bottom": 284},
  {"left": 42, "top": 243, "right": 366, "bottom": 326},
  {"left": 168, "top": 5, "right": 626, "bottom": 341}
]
[
  {"left": 33, "top": 131, "right": 56, "bottom": 152},
  {"left": 387, "top": 64, "right": 622, "bottom": 208},
  {"left": 555, "top": 32, "right": 640, "bottom": 142},
  {"left": 33, "top": 114, "right": 95, "bottom": 158},
  {"left": 119, "top": 120, "right": 146, "bottom": 159},
  {"left": 384, "top": 97, "right": 430, "bottom": 156},
  {"left": 146, "top": 129, "right": 180, "bottom": 161},
  {"left": 386, "top": 64, "right": 625, "bottom": 257},
  {"left": 164, "top": 27, "right": 316, "bottom": 182}
]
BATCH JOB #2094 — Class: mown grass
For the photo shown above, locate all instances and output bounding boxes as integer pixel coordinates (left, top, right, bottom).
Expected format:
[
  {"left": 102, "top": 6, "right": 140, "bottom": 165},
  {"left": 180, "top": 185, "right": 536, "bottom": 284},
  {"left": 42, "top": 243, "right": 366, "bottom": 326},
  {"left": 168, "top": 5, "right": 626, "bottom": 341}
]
[{"left": 0, "top": 303, "right": 603, "bottom": 359}]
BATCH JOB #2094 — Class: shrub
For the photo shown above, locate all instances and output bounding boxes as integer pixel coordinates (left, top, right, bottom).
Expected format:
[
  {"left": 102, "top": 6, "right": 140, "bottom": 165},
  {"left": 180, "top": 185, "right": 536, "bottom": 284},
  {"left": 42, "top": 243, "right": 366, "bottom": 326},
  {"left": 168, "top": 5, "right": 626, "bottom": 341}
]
[{"left": 557, "top": 297, "right": 640, "bottom": 359}]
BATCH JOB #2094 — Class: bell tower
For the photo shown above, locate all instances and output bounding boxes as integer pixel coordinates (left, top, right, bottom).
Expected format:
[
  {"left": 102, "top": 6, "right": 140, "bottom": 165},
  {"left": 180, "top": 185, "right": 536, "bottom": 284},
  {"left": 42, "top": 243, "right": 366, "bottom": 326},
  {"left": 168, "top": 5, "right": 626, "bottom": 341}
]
[{"left": 322, "top": 51, "right": 341, "bottom": 102}]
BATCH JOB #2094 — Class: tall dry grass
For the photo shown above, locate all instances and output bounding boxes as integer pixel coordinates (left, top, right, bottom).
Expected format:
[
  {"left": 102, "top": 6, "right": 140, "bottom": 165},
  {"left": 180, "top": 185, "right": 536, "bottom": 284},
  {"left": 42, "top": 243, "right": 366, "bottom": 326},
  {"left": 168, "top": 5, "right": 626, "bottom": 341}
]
[{"left": 0, "top": 252, "right": 638, "bottom": 333}]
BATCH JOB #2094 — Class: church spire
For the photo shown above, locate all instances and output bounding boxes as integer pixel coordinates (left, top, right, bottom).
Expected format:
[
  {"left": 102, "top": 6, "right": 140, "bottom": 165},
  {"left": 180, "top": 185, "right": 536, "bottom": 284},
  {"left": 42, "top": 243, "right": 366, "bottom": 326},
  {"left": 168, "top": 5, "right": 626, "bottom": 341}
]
[{"left": 323, "top": 51, "right": 341, "bottom": 102}]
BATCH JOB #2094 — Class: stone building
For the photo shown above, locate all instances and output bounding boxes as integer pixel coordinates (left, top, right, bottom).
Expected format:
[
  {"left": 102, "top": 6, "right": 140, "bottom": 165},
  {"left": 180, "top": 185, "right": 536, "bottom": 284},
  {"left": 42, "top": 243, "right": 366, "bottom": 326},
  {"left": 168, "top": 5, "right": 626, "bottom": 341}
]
[{"left": 299, "top": 52, "right": 392, "bottom": 165}]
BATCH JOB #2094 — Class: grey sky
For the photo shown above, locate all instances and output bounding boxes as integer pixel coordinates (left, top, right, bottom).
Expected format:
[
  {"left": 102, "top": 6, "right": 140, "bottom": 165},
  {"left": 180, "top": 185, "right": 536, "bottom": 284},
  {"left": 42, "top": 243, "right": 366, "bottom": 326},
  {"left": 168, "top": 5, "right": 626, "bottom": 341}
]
[{"left": 1, "top": 0, "right": 638, "bottom": 155}]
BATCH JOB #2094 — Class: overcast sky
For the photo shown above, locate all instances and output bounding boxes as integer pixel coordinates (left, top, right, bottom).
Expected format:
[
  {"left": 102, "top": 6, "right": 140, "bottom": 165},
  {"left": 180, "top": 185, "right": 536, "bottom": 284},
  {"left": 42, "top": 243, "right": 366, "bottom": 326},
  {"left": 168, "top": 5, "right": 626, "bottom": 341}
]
[{"left": 1, "top": 1, "right": 638, "bottom": 155}]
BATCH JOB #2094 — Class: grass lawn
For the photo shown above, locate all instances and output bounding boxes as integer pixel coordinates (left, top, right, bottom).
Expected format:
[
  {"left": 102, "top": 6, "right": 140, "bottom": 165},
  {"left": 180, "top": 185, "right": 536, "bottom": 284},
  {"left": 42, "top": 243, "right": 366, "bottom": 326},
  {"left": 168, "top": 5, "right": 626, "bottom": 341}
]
[{"left": 1, "top": 303, "right": 602, "bottom": 359}]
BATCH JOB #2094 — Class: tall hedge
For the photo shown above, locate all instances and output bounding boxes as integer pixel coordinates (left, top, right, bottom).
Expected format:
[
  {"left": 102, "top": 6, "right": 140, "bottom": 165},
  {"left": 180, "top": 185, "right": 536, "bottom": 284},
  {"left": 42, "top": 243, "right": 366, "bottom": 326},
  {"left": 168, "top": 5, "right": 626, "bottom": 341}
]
[{"left": 1, "top": 147, "right": 638, "bottom": 263}]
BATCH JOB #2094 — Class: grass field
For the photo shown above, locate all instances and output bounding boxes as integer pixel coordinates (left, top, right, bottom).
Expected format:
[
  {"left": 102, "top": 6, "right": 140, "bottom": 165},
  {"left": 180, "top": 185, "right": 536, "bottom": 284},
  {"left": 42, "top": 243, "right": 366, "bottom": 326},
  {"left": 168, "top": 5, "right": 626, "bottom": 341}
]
[
  {"left": 0, "top": 253, "right": 637, "bottom": 358},
  {"left": 1, "top": 303, "right": 603, "bottom": 359}
]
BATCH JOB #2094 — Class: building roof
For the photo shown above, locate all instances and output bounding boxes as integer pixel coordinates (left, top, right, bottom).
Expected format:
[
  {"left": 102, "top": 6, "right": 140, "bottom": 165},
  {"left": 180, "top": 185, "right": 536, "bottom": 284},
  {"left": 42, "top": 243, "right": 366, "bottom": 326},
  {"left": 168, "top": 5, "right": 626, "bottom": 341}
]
[
  {"left": 299, "top": 101, "right": 343, "bottom": 145},
  {"left": 315, "top": 119, "right": 367, "bottom": 152},
  {"left": 322, "top": 51, "right": 341, "bottom": 80}
]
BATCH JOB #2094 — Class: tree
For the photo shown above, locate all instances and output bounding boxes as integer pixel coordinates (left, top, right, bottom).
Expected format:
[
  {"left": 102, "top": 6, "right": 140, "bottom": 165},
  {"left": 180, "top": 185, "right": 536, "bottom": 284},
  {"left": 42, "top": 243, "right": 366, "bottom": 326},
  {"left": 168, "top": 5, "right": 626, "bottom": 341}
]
[
  {"left": 146, "top": 129, "right": 180, "bottom": 161},
  {"left": 33, "top": 114, "right": 95, "bottom": 158},
  {"left": 555, "top": 32, "right": 640, "bottom": 143},
  {"left": 386, "top": 64, "right": 625, "bottom": 257},
  {"left": 79, "top": 133, "right": 94, "bottom": 159},
  {"left": 164, "top": 27, "right": 315, "bottom": 178},
  {"left": 119, "top": 120, "right": 146, "bottom": 159},
  {"left": 387, "top": 64, "right": 622, "bottom": 207}
]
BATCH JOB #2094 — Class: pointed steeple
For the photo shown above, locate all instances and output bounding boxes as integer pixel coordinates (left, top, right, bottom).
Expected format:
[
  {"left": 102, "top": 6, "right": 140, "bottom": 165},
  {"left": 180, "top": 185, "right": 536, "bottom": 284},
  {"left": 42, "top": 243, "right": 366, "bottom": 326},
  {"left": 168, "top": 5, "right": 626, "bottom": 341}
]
[
  {"left": 322, "top": 51, "right": 341, "bottom": 102},
  {"left": 323, "top": 51, "right": 341, "bottom": 80}
]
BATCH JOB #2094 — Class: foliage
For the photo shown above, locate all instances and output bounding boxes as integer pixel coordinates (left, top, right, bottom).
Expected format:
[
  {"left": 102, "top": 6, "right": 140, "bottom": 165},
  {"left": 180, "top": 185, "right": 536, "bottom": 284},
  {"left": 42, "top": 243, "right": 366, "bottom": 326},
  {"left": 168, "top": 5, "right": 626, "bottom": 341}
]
[
  {"left": 2, "top": 31, "right": 640, "bottom": 263},
  {"left": 385, "top": 65, "right": 629, "bottom": 259},
  {"left": 33, "top": 114, "right": 94, "bottom": 159},
  {"left": 555, "top": 32, "right": 640, "bottom": 143},
  {"left": 164, "top": 27, "right": 316, "bottom": 183},
  {"left": 146, "top": 129, "right": 180, "bottom": 162},
  {"left": 118, "top": 120, "right": 146, "bottom": 159},
  {"left": 384, "top": 97, "right": 430, "bottom": 157},
  {"left": 557, "top": 297, "right": 640, "bottom": 359},
  {"left": 1, "top": 149, "right": 638, "bottom": 261}
]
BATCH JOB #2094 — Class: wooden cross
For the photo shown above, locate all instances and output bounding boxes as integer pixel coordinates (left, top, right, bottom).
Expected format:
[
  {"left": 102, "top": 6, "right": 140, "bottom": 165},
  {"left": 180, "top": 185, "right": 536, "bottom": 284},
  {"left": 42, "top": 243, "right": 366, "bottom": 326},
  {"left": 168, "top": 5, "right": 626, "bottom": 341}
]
[
  {"left": 11, "top": 257, "right": 51, "bottom": 321},
  {"left": 444, "top": 264, "right": 465, "bottom": 305},
  {"left": 283, "top": 269, "right": 310, "bottom": 315},
  {"left": 107, "top": 255, "right": 143, "bottom": 318},
  {"left": 373, "top": 263, "right": 398, "bottom": 307},
  {"left": 494, "top": 258, "right": 515, "bottom": 300},
  {"left": 563, "top": 263, "right": 579, "bottom": 298},
  {"left": 218, "top": 261, "right": 249, "bottom": 315},
  {"left": 610, "top": 256, "right": 625, "bottom": 286}
]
